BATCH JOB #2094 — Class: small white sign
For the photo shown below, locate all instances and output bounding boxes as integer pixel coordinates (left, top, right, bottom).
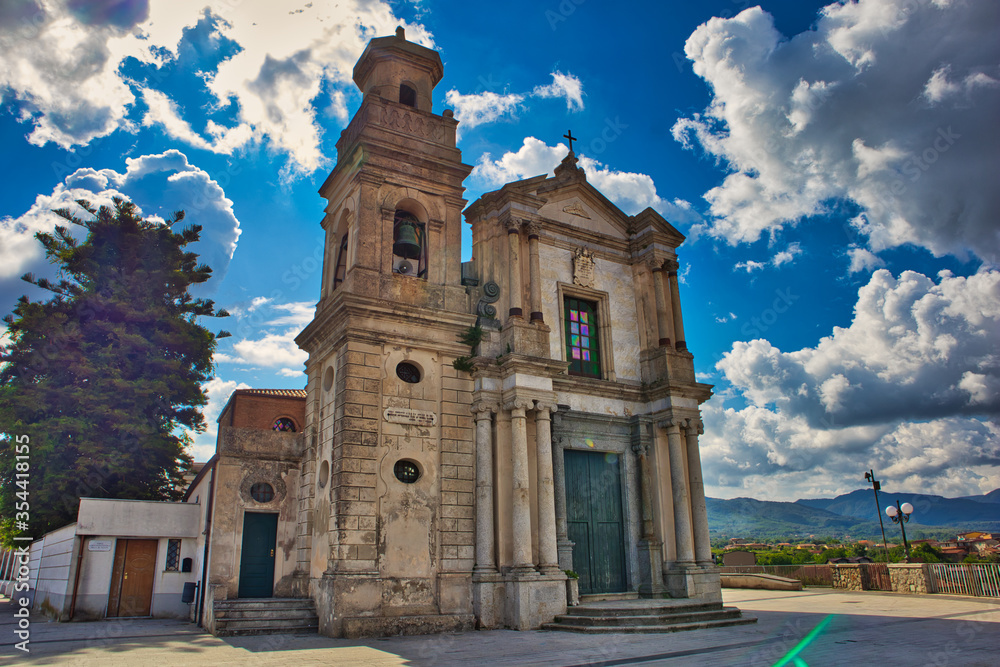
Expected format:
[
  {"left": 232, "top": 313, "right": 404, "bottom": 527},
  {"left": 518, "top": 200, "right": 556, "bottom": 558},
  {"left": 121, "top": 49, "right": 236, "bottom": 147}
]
[{"left": 88, "top": 540, "right": 113, "bottom": 552}]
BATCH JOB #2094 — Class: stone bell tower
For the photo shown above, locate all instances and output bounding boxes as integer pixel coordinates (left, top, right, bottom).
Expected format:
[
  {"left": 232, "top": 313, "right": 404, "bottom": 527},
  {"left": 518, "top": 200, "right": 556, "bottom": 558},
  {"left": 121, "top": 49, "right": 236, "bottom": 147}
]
[{"left": 296, "top": 27, "right": 477, "bottom": 637}]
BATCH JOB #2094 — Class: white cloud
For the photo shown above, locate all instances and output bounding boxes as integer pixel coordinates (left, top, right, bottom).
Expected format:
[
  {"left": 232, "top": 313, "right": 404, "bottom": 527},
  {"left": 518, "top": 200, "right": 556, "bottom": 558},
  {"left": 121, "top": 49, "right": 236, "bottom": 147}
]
[
  {"left": 847, "top": 246, "right": 885, "bottom": 273},
  {"left": 0, "top": 0, "right": 434, "bottom": 174},
  {"left": 444, "top": 90, "right": 525, "bottom": 129},
  {"left": 232, "top": 329, "right": 308, "bottom": 368},
  {"left": 278, "top": 368, "right": 304, "bottom": 378},
  {"left": 0, "top": 150, "right": 240, "bottom": 310},
  {"left": 734, "top": 260, "right": 765, "bottom": 273},
  {"left": 471, "top": 137, "right": 700, "bottom": 224},
  {"left": 531, "top": 71, "right": 584, "bottom": 111},
  {"left": 772, "top": 242, "right": 802, "bottom": 267},
  {"left": 445, "top": 70, "right": 584, "bottom": 133},
  {"left": 704, "top": 268, "right": 1000, "bottom": 499},
  {"left": 673, "top": 1, "right": 1000, "bottom": 262},
  {"left": 266, "top": 301, "right": 314, "bottom": 326}
]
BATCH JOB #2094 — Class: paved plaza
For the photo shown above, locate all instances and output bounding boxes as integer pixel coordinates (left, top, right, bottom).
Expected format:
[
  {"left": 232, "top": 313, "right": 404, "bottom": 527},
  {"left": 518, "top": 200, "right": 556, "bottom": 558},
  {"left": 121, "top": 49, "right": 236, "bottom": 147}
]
[{"left": 2, "top": 588, "right": 997, "bottom": 666}]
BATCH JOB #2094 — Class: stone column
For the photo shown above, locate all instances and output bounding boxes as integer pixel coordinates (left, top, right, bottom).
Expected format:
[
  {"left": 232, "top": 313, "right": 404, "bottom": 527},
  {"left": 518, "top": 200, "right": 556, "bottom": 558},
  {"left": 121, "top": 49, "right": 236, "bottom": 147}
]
[
  {"left": 506, "top": 398, "right": 534, "bottom": 571},
  {"left": 648, "top": 259, "right": 672, "bottom": 347},
  {"left": 684, "top": 419, "right": 713, "bottom": 566},
  {"left": 526, "top": 222, "right": 544, "bottom": 323},
  {"left": 633, "top": 442, "right": 656, "bottom": 540},
  {"left": 534, "top": 403, "right": 559, "bottom": 573},
  {"left": 633, "top": 436, "right": 665, "bottom": 596},
  {"left": 505, "top": 219, "right": 523, "bottom": 319},
  {"left": 666, "top": 260, "right": 686, "bottom": 351},
  {"left": 551, "top": 409, "right": 574, "bottom": 570},
  {"left": 664, "top": 419, "right": 695, "bottom": 565},
  {"left": 473, "top": 403, "right": 498, "bottom": 573}
]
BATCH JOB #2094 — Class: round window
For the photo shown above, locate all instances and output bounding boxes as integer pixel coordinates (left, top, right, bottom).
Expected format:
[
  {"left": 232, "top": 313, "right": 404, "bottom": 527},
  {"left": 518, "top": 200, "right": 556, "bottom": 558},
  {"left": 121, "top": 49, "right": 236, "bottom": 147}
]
[
  {"left": 250, "top": 482, "right": 275, "bottom": 502},
  {"left": 318, "top": 460, "right": 330, "bottom": 489},
  {"left": 272, "top": 417, "right": 296, "bottom": 432},
  {"left": 396, "top": 362, "right": 421, "bottom": 384},
  {"left": 393, "top": 460, "right": 420, "bottom": 484},
  {"left": 323, "top": 366, "right": 334, "bottom": 392}
]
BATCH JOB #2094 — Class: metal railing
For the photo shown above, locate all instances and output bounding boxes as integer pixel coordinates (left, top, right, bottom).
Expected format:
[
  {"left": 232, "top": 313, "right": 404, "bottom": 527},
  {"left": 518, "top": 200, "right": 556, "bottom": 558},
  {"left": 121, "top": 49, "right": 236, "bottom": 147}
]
[
  {"left": 720, "top": 564, "right": 833, "bottom": 587},
  {"left": 927, "top": 563, "right": 1000, "bottom": 598}
]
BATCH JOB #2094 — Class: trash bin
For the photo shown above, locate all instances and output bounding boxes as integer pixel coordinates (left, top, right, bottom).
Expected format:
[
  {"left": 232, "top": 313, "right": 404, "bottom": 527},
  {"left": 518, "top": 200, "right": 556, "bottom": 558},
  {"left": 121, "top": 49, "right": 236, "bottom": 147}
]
[{"left": 181, "top": 581, "right": 198, "bottom": 604}]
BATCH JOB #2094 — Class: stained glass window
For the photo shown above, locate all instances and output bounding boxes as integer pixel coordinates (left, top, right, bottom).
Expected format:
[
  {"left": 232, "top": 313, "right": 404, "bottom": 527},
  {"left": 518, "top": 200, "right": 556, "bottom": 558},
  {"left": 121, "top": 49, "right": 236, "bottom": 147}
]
[
  {"left": 565, "top": 297, "right": 601, "bottom": 377},
  {"left": 272, "top": 417, "right": 296, "bottom": 432}
]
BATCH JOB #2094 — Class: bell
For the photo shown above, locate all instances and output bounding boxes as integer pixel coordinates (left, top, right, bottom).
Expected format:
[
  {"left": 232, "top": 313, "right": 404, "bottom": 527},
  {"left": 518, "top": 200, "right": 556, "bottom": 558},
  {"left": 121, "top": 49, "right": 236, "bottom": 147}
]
[{"left": 393, "top": 220, "right": 422, "bottom": 259}]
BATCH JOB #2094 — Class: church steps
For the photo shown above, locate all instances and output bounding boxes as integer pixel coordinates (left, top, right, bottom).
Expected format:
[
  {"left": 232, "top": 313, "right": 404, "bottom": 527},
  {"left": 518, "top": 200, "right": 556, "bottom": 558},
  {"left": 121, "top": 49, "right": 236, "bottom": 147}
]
[
  {"left": 542, "top": 601, "right": 756, "bottom": 634},
  {"left": 213, "top": 599, "right": 319, "bottom": 636}
]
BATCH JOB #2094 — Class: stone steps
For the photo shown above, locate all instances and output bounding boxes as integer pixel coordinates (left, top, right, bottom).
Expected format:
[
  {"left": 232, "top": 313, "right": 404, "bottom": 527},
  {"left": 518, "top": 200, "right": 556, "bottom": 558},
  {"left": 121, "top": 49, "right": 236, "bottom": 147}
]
[
  {"left": 543, "top": 601, "right": 756, "bottom": 635},
  {"left": 213, "top": 598, "right": 318, "bottom": 636}
]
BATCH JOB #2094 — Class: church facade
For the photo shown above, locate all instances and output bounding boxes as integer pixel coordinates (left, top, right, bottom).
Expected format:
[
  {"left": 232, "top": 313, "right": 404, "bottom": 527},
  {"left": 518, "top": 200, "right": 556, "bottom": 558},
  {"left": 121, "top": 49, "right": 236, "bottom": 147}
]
[
  {"left": 287, "top": 27, "right": 720, "bottom": 635},
  {"left": 184, "top": 28, "right": 721, "bottom": 637}
]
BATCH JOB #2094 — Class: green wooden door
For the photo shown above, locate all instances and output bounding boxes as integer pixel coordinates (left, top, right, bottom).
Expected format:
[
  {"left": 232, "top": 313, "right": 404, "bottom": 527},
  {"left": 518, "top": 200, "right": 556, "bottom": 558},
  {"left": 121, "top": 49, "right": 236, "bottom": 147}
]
[
  {"left": 565, "top": 449, "right": 626, "bottom": 594},
  {"left": 238, "top": 512, "right": 278, "bottom": 598}
]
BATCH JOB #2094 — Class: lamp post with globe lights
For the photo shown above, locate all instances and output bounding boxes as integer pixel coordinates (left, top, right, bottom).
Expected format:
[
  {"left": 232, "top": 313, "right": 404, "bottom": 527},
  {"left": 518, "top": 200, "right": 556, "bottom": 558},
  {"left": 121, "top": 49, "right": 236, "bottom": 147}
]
[{"left": 886, "top": 500, "right": 914, "bottom": 562}]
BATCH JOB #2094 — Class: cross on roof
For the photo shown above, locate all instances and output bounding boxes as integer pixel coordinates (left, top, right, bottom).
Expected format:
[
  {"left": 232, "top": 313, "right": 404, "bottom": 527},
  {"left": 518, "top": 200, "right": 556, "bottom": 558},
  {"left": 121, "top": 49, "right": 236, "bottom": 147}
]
[{"left": 563, "top": 130, "right": 577, "bottom": 153}]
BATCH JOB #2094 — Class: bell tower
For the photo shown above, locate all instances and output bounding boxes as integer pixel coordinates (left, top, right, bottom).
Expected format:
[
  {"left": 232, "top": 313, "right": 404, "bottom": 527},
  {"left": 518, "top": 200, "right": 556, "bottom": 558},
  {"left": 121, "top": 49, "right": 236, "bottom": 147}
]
[{"left": 296, "top": 28, "right": 477, "bottom": 638}]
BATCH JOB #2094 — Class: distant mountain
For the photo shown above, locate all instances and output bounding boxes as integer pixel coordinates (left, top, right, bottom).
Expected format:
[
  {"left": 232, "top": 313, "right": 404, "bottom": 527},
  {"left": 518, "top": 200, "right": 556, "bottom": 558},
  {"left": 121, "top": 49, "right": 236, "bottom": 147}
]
[
  {"left": 706, "top": 488, "right": 1000, "bottom": 541},
  {"left": 795, "top": 489, "right": 1000, "bottom": 526}
]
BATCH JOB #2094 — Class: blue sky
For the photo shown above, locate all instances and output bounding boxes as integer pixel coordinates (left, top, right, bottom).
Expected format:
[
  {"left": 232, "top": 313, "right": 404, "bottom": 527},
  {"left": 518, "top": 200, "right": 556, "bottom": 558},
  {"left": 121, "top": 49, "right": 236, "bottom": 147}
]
[{"left": 1, "top": 0, "right": 997, "bottom": 500}]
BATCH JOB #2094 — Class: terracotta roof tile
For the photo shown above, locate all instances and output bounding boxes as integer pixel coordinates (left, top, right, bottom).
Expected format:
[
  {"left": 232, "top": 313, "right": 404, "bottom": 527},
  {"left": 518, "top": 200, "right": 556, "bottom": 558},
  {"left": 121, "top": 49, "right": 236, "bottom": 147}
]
[{"left": 235, "top": 388, "right": 307, "bottom": 398}]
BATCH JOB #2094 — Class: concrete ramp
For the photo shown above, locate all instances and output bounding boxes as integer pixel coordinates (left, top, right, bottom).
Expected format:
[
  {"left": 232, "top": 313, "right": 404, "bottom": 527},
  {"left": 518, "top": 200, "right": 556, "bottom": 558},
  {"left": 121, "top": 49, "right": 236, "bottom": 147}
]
[{"left": 721, "top": 573, "right": 803, "bottom": 591}]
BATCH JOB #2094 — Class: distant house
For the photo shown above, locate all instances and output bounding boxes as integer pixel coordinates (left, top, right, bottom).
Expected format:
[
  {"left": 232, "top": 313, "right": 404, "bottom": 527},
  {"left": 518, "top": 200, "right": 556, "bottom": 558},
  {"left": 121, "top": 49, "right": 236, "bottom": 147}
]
[{"left": 827, "top": 556, "right": 874, "bottom": 564}]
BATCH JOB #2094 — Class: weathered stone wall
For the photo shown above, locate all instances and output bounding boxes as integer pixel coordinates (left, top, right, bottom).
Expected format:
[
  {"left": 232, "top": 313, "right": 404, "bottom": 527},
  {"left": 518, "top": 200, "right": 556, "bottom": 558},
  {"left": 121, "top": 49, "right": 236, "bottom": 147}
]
[
  {"left": 888, "top": 563, "right": 931, "bottom": 593},
  {"left": 831, "top": 564, "right": 864, "bottom": 590}
]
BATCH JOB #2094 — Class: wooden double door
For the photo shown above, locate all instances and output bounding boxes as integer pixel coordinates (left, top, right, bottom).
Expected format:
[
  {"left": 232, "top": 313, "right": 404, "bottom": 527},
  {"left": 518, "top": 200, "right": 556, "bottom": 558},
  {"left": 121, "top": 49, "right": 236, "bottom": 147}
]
[
  {"left": 108, "top": 539, "right": 157, "bottom": 617},
  {"left": 565, "top": 449, "right": 627, "bottom": 595}
]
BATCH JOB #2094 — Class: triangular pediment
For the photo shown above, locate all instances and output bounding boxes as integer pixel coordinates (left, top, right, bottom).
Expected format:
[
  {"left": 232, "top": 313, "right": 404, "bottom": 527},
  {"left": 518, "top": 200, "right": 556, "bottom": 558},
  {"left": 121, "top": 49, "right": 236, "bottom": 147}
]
[
  {"left": 630, "top": 207, "right": 686, "bottom": 246},
  {"left": 533, "top": 180, "right": 633, "bottom": 239}
]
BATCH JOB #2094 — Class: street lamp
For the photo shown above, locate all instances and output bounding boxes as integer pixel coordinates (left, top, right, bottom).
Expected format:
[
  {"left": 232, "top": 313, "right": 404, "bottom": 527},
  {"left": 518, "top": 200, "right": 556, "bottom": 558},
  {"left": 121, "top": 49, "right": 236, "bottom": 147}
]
[
  {"left": 864, "top": 470, "right": 890, "bottom": 558},
  {"left": 885, "top": 500, "right": 914, "bottom": 562}
]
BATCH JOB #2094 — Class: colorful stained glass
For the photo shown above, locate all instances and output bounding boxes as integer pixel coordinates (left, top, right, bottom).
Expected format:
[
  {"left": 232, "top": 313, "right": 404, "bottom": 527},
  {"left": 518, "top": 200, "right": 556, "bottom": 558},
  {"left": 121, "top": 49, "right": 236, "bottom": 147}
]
[
  {"left": 571, "top": 334, "right": 580, "bottom": 346},
  {"left": 571, "top": 322, "right": 579, "bottom": 334},
  {"left": 572, "top": 348, "right": 581, "bottom": 359},
  {"left": 580, "top": 324, "right": 589, "bottom": 336},
  {"left": 570, "top": 311, "right": 578, "bottom": 321},
  {"left": 581, "top": 312, "right": 588, "bottom": 323},
  {"left": 582, "top": 350, "right": 591, "bottom": 361},
  {"left": 581, "top": 336, "right": 589, "bottom": 347},
  {"left": 565, "top": 297, "right": 600, "bottom": 378}
]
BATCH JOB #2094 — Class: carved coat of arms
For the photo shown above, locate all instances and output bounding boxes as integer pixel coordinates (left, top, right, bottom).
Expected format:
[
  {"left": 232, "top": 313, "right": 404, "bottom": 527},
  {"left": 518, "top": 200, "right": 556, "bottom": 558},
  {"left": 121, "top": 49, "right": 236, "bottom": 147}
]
[{"left": 573, "top": 247, "right": 596, "bottom": 288}]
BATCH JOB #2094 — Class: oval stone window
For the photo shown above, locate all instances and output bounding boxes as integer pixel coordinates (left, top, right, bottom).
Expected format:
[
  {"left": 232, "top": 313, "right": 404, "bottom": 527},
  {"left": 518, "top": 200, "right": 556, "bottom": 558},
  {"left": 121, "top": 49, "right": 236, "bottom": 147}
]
[
  {"left": 396, "top": 362, "right": 421, "bottom": 384},
  {"left": 250, "top": 482, "right": 275, "bottom": 502},
  {"left": 393, "top": 460, "right": 420, "bottom": 484}
]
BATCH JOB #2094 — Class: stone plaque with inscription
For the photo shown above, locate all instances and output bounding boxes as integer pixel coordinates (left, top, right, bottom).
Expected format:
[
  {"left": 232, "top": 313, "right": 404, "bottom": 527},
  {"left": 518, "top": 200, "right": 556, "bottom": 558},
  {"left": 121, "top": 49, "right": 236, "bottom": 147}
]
[
  {"left": 384, "top": 408, "right": 437, "bottom": 426},
  {"left": 573, "top": 247, "right": 596, "bottom": 288}
]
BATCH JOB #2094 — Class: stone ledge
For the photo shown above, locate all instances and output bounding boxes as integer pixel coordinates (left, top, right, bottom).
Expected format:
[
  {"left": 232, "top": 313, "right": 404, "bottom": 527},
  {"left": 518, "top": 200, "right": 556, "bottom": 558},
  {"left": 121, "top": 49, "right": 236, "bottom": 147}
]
[{"left": 341, "top": 613, "right": 474, "bottom": 638}]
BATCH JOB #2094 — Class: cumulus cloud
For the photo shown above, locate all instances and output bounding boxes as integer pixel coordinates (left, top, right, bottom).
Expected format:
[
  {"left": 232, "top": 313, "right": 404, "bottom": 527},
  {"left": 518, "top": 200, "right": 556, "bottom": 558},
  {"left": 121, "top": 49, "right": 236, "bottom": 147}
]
[
  {"left": 444, "top": 90, "right": 525, "bottom": 129},
  {"left": 847, "top": 246, "right": 886, "bottom": 274},
  {"left": 445, "top": 70, "right": 584, "bottom": 132},
  {"left": 703, "top": 268, "right": 1000, "bottom": 499},
  {"left": 471, "top": 137, "right": 700, "bottom": 224},
  {"left": 214, "top": 298, "right": 310, "bottom": 373},
  {"left": 0, "top": 0, "right": 433, "bottom": 174},
  {"left": 673, "top": 1, "right": 1000, "bottom": 262},
  {"left": 0, "top": 149, "right": 240, "bottom": 311},
  {"left": 187, "top": 375, "right": 250, "bottom": 460},
  {"left": 531, "top": 71, "right": 584, "bottom": 111}
]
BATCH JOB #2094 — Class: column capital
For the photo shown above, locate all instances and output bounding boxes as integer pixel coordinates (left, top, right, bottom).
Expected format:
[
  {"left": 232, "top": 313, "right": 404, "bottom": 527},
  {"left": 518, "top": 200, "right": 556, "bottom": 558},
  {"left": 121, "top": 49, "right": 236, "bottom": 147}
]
[
  {"left": 645, "top": 257, "right": 664, "bottom": 272},
  {"left": 657, "top": 418, "right": 683, "bottom": 433},
  {"left": 524, "top": 221, "right": 541, "bottom": 238},
  {"left": 533, "top": 401, "right": 557, "bottom": 416},
  {"left": 684, "top": 417, "right": 704, "bottom": 435},
  {"left": 504, "top": 398, "right": 533, "bottom": 414},
  {"left": 664, "top": 259, "right": 679, "bottom": 274},
  {"left": 472, "top": 401, "right": 499, "bottom": 418},
  {"left": 631, "top": 442, "right": 650, "bottom": 457},
  {"left": 504, "top": 217, "right": 522, "bottom": 234}
]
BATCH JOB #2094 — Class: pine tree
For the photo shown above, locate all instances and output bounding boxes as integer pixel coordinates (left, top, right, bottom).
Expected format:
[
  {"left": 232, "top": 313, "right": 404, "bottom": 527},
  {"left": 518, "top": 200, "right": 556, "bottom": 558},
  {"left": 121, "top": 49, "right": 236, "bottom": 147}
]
[{"left": 0, "top": 198, "right": 229, "bottom": 544}]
